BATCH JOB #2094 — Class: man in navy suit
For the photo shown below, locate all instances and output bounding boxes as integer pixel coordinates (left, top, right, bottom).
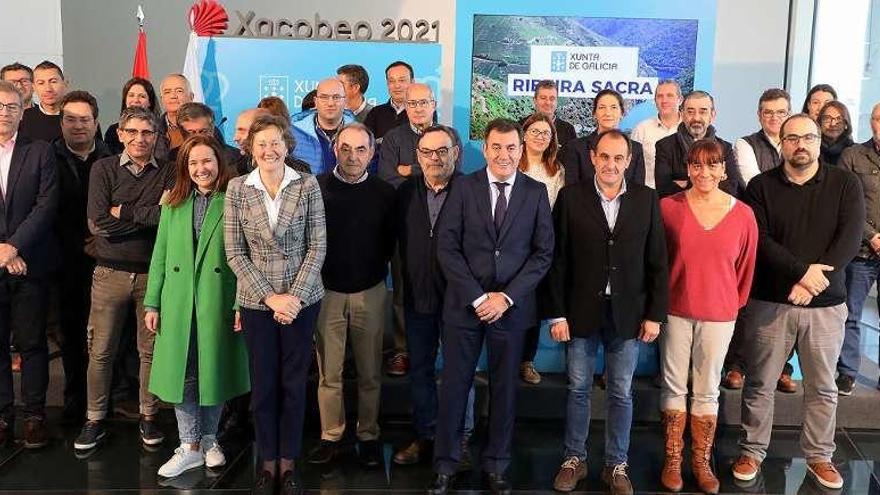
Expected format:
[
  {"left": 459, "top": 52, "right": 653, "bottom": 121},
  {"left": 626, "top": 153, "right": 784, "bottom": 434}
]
[
  {"left": 428, "top": 119, "right": 554, "bottom": 495},
  {"left": 0, "top": 81, "right": 59, "bottom": 449}
]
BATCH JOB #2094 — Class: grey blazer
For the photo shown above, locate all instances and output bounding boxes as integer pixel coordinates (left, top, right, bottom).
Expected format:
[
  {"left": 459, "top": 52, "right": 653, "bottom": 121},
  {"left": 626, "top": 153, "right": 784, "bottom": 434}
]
[{"left": 224, "top": 169, "right": 327, "bottom": 310}]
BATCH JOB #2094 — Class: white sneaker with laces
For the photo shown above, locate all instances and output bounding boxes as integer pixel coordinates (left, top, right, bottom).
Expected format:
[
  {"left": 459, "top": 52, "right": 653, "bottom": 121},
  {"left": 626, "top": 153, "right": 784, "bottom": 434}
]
[
  {"left": 202, "top": 435, "right": 226, "bottom": 468},
  {"left": 158, "top": 444, "right": 204, "bottom": 478}
]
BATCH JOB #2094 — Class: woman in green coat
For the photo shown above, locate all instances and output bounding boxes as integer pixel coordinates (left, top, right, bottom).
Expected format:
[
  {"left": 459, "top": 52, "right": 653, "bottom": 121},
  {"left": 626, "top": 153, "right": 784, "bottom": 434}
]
[{"left": 143, "top": 135, "right": 250, "bottom": 478}]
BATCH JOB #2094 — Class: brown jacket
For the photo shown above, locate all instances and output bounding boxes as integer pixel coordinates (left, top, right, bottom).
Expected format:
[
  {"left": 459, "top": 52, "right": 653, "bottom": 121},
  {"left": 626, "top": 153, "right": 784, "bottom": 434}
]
[{"left": 840, "top": 139, "right": 880, "bottom": 259}]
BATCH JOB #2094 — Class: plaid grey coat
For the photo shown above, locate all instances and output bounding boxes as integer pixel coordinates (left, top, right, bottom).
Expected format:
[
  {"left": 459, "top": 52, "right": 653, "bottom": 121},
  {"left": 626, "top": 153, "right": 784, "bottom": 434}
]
[{"left": 224, "top": 172, "right": 326, "bottom": 310}]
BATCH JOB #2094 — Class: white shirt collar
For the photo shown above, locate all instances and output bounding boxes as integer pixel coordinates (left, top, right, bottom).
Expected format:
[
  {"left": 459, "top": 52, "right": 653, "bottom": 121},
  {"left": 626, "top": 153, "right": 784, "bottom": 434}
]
[
  {"left": 332, "top": 165, "right": 369, "bottom": 184},
  {"left": 655, "top": 114, "right": 680, "bottom": 131},
  {"left": 244, "top": 165, "right": 300, "bottom": 192},
  {"left": 353, "top": 98, "right": 368, "bottom": 115},
  {"left": 594, "top": 176, "right": 627, "bottom": 202},
  {"left": 486, "top": 167, "right": 516, "bottom": 189}
]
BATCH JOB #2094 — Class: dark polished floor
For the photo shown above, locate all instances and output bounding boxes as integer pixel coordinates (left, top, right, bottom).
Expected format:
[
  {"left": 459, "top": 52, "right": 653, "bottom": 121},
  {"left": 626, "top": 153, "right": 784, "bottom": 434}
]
[{"left": 1, "top": 409, "right": 880, "bottom": 494}]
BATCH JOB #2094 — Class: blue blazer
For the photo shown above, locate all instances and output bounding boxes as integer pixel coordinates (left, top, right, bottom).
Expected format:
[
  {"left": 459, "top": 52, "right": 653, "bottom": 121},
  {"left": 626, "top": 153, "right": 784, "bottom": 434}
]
[
  {"left": 436, "top": 168, "right": 554, "bottom": 330},
  {"left": 1, "top": 135, "right": 59, "bottom": 277}
]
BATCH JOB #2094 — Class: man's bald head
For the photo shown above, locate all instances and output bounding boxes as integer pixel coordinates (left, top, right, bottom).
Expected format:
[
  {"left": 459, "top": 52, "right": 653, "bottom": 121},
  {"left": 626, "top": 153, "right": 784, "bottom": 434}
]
[
  {"left": 405, "top": 83, "right": 435, "bottom": 129},
  {"left": 315, "top": 77, "right": 346, "bottom": 128},
  {"left": 234, "top": 107, "right": 272, "bottom": 152}
]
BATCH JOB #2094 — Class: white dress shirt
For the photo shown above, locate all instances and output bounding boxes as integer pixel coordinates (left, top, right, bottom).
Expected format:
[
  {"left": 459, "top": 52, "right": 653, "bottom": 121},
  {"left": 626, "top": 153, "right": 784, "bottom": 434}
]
[
  {"left": 472, "top": 168, "right": 517, "bottom": 309},
  {"left": 734, "top": 132, "right": 781, "bottom": 185},
  {"left": 244, "top": 165, "right": 300, "bottom": 231},
  {"left": 0, "top": 132, "right": 17, "bottom": 198},
  {"left": 630, "top": 115, "right": 680, "bottom": 189}
]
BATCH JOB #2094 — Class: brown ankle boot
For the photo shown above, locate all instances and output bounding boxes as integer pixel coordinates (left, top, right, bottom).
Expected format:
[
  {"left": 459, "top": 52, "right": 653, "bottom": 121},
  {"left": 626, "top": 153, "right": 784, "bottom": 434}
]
[
  {"left": 660, "top": 410, "right": 686, "bottom": 492},
  {"left": 690, "top": 414, "right": 720, "bottom": 494}
]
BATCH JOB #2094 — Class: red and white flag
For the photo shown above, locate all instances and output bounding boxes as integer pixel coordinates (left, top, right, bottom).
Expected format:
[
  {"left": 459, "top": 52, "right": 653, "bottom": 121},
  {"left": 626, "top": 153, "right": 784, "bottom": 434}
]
[{"left": 132, "top": 5, "right": 149, "bottom": 79}]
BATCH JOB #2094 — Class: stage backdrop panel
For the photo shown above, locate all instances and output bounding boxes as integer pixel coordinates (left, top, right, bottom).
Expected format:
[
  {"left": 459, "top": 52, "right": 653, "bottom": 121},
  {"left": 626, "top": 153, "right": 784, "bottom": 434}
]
[
  {"left": 192, "top": 36, "right": 442, "bottom": 144},
  {"left": 453, "top": 0, "right": 718, "bottom": 375},
  {"left": 453, "top": 0, "right": 718, "bottom": 165}
]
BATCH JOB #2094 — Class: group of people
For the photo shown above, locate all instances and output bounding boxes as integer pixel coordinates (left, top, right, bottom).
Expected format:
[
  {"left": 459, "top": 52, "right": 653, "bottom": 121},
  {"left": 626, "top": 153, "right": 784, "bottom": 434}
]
[{"left": 0, "top": 56, "right": 874, "bottom": 495}]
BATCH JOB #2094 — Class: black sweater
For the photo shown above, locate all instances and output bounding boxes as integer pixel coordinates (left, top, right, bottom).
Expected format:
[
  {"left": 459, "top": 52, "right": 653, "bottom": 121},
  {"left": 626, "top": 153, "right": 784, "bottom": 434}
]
[
  {"left": 52, "top": 138, "right": 113, "bottom": 261},
  {"left": 318, "top": 173, "right": 396, "bottom": 293},
  {"left": 86, "top": 155, "right": 175, "bottom": 272},
  {"left": 746, "top": 164, "right": 864, "bottom": 307}
]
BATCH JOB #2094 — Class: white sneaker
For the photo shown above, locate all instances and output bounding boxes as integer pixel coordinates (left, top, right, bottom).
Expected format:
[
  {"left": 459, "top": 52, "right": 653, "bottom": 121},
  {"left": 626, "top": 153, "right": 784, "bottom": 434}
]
[
  {"left": 202, "top": 435, "right": 226, "bottom": 468},
  {"left": 158, "top": 444, "right": 204, "bottom": 478}
]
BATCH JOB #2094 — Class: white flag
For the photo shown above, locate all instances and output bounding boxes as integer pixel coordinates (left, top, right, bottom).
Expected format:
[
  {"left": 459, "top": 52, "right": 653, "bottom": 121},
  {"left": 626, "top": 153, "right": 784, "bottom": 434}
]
[{"left": 182, "top": 31, "right": 205, "bottom": 103}]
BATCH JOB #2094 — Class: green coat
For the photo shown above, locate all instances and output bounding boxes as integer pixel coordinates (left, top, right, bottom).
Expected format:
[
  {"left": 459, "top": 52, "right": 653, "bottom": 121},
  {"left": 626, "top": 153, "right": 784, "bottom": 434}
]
[{"left": 144, "top": 192, "right": 250, "bottom": 405}]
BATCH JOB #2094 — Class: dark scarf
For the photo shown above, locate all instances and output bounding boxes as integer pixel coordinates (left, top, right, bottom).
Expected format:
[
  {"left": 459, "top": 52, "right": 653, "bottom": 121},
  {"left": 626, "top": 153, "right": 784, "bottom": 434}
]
[{"left": 820, "top": 133, "right": 854, "bottom": 166}]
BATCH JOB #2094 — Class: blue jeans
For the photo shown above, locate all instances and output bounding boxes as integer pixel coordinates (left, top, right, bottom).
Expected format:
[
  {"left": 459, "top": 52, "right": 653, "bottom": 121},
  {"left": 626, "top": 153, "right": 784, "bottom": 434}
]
[
  {"left": 839, "top": 258, "right": 880, "bottom": 378},
  {"left": 406, "top": 309, "right": 474, "bottom": 440},
  {"left": 174, "top": 329, "right": 223, "bottom": 444},
  {"left": 563, "top": 301, "right": 640, "bottom": 465}
]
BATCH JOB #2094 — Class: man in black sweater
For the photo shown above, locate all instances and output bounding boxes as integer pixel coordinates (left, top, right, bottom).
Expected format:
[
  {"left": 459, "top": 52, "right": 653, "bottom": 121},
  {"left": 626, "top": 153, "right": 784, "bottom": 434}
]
[
  {"left": 734, "top": 114, "right": 863, "bottom": 490},
  {"left": 308, "top": 122, "right": 395, "bottom": 469},
  {"left": 364, "top": 61, "right": 413, "bottom": 142},
  {"left": 53, "top": 91, "right": 112, "bottom": 423},
  {"left": 19, "top": 61, "right": 68, "bottom": 143},
  {"left": 74, "top": 106, "right": 175, "bottom": 452}
]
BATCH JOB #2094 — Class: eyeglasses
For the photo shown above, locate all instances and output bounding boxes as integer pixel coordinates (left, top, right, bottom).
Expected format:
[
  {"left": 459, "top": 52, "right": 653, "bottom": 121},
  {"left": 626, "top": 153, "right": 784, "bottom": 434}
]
[
  {"left": 761, "top": 109, "right": 789, "bottom": 119},
  {"left": 316, "top": 94, "right": 345, "bottom": 102},
  {"left": 417, "top": 146, "right": 451, "bottom": 158},
  {"left": 781, "top": 133, "right": 819, "bottom": 145},
  {"left": 120, "top": 128, "right": 157, "bottom": 138},
  {"left": 527, "top": 128, "right": 552, "bottom": 138},
  {"left": 7, "top": 78, "right": 31, "bottom": 87},
  {"left": 0, "top": 102, "right": 22, "bottom": 113},
  {"left": 62, "top": 116, "right": 94, "bottom": 126},
  {"left": 821, "top": 115, "right": 844, "bottom": 125},
  {"left": 406, "top": 99, "right": 435, "bottom": 109}
]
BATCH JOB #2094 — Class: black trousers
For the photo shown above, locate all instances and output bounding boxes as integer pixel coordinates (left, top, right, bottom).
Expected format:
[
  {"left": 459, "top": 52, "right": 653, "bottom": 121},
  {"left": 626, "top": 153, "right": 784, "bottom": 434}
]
[
  {"left": 0, "top": 275, "right": 49, "bottom": 420},
  {"left": 57, "top": 255, "right": 94, "bottom": 412},
  {"left": 240, "top": 303, "right": 319, "bottom": 461},
  {"left": 434, "top": 322, "right": 526, "bottom": 475}
]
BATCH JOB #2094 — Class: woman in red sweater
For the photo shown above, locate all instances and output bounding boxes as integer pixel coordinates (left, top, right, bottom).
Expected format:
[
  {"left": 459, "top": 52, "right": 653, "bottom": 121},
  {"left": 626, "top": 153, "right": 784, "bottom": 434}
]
[{"left": 658, "top": 139, "right": 758, "bottom": 494}]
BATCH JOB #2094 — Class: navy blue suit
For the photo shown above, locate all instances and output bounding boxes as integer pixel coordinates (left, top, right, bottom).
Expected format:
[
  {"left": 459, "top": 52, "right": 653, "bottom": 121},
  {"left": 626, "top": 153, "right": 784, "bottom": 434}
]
[
  {"left": 433, "top": 167, "right": 554, "bottom": 475},
  {"left": 0, "top": 135, "right": 59, "bottom": 421}
]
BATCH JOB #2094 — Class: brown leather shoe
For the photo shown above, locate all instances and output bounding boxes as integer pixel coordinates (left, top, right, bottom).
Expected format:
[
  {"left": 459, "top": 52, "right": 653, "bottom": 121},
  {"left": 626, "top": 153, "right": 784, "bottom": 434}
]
[
  {"left": 23, "top": 416, "right": 49, "bottom": 449},
  {"left": 601, "top": 463, "right": 633, "bottom": 495},
  {"left": 690, "top": 415, "right": 720, "bottom": 494},
  {"left": 520, "top": 361, "right": 541, "bottom": 384},
  {"left": 807, "top": 461, "right": 843, "bottom": 489},
  {"left": 732, "top": 455, "right": 760, "bottom": 481},
  {"left": 722, "top": 369, "right": 744, "bottom": 389},
  {"left": 553, "top": 456, "right": 587, "bottom": 492},
  {"left": 385, "top": 352, "right": 410, "bottom": 377},
  {"left": 393, "top": 438, "right": 432, "bottom": 465},
  {"left": 660, "top": 410, "right": 686, "bottom": 492},
  {"left": 776, "top": 373, "right": 797, "bottom": 393}
]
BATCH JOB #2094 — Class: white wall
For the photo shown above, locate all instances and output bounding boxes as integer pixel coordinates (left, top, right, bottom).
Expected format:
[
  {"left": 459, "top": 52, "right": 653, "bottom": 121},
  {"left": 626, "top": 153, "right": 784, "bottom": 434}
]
[{"left": 0, "top": 0, "right": 64, "bottom": 71}]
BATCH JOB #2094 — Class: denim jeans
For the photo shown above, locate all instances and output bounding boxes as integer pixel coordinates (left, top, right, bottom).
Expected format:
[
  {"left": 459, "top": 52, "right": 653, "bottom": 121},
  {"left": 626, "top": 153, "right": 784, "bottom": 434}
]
[
  {"left": 174, "top": 329, "right": 223, "bottom": 444},
  {"left": 839, "top": 257, "right": 880, "bottom": 378},
  {"left": 406, "top": 309, "right": 474, "bottom": 440},
  {"left": 563, "top": 301, "right": 640, "bottom": 465}
]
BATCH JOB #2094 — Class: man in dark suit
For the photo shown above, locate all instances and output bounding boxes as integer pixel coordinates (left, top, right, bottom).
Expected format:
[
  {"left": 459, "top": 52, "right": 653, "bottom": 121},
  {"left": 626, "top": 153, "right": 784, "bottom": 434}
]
[
  {"left": 654, "top": 90, "right": 744, "bottom": 198},
  {"left": 546, "top": 129, "right": 668, "bottom": 495},
  {"left": 428, "top": 119, "right": 554, "bottom": 495},
  {"left": 0, "top": 81, "right": 59, "bottom": 449}
]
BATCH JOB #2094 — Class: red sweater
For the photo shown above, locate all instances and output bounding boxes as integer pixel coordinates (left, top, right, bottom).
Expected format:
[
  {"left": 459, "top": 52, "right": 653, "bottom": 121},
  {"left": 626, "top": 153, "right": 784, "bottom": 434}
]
[{"left": 660, "top": 192, "right": 758, "bottom": 322}]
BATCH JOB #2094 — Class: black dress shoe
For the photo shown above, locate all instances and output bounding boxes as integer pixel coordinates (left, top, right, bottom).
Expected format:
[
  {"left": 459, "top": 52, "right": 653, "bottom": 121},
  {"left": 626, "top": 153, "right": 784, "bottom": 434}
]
[
  {"left": 358, "top": 439, "right": 382, "bottom": 468},
  {"left": 280, "top": 469, "right": 303, "bottom": 495},
  {"left": 485, "top": 472, "right": 511, "bottom": 495},
  {"left": 307, "top": 439, "right": 341, "bottom": 464},
  {"left": 427, "top": 473, "right": 453, "bottom": 495},
  {"left": 251, "top": 470, "right": 275, "bottom": 495}
]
